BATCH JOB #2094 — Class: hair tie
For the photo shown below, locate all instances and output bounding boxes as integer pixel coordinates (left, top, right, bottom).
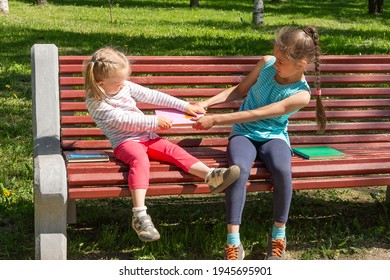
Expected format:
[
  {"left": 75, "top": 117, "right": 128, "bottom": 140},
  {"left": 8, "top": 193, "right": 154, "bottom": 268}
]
[
  {"left": 316, "top": 89, "right": 322, "bottom": 96},
  {"left": 91, "top": 58, "right": 97, "bottom": 63}
]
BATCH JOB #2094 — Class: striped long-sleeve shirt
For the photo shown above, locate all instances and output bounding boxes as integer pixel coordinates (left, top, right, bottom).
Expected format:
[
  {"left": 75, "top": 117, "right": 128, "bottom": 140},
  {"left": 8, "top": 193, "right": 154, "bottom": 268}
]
[{"left": 86, "top": 80, "right": 189, "bottom": 149}]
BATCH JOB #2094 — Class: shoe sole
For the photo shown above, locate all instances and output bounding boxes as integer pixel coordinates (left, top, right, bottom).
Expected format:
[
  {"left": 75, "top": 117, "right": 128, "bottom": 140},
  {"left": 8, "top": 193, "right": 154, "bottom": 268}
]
[
  {"left": 210, "top": 165, "right": 240, "bottom": 194},
  {"left": 138, "top": 235, "right": 160, "bottom": 242}
]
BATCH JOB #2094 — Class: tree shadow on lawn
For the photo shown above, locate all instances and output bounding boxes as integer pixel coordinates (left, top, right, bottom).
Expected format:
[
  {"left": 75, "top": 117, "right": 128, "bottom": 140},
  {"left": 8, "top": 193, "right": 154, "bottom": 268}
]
[
  {"left": 18, "top": 0, "right": 253, "bottom": 12},
  {"left": 16, "top": 0, "right": 390, "bottom": 23},
  {"left": 4, "top": 16, "right": 388, "bottom": 66}
]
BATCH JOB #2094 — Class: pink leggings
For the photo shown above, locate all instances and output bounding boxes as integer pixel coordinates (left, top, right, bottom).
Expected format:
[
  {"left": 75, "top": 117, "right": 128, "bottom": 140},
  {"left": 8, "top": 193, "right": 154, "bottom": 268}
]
[{"left": 114, "top": 138, "right": 200, "bottom": 190}]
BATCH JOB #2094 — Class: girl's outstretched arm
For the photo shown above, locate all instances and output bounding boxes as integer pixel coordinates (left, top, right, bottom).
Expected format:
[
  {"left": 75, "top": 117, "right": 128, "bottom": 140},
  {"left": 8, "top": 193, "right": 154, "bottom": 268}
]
[
  {"left": 197, "top": 57, "right": 270, "bottom": 110},
  {"left": 193, "top": 90, "right": 311, "bottom": 130}
]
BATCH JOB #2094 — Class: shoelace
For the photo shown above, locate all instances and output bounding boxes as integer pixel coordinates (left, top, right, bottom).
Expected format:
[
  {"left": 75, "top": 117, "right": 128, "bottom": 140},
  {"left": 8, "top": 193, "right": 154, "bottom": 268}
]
[
  {"left": 271, "top": 239, "right": 286, "bottom": 257},
  {"left": 225, "top": 244, "right": 239, "bottom": 260}
]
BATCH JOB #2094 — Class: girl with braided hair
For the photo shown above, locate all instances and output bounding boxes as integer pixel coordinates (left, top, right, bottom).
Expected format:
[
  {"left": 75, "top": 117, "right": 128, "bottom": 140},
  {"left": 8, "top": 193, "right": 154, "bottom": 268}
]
[{"left": 193, "top": 26, "right": 326, "bottom": 260}]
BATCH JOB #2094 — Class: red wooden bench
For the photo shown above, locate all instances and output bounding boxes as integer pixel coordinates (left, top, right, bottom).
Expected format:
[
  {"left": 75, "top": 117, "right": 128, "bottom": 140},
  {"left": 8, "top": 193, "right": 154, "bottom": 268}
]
[{"left": 32, "top": 44, "right": 390, "bottom": 259}]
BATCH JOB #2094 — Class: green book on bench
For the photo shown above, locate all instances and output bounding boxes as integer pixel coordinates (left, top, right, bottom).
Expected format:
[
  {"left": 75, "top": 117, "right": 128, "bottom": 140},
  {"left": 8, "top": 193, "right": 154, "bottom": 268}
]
[{"left": 292, "top": 146, "right": 344, "bottom": 160}]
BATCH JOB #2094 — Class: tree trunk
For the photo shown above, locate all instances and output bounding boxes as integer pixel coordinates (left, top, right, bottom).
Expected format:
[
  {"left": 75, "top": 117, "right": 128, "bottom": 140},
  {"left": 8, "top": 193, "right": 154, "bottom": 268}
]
[
  {"left": 0, "top": 0, "right": 9, "bottom": 13},
  {"left": 190, "top": 0, "right": 199, "bottom": 7},
  {"left": 368, "top": 0, "right": 384, "bottom": 14},
  {"left": 377, "top": 0, "right": 384, "bottom": 13},
  {"left": 35, "top": 0, "right": 48, "bottom": 5},
  {"left": 253, "top": 0, "right": 264, "bottom": 25}
]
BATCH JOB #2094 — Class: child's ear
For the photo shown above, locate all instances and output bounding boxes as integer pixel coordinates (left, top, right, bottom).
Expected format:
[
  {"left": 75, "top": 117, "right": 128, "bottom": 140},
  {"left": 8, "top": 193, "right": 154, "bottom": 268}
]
[{"left": 298, "top": 60, "right": 308, "bottom": 69}]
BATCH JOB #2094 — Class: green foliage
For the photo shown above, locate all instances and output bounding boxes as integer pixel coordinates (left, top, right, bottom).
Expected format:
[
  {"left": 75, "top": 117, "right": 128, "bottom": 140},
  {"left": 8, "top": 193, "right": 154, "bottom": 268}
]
[{"left": 0, "top": 0, "right": 389, "bottom": 259}]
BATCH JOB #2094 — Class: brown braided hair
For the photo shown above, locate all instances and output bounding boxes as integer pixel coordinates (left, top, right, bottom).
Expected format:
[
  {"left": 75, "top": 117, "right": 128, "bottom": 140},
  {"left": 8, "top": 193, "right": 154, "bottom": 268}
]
[{"left": 275, "top": 26, "right": 326, "bottom": 133}]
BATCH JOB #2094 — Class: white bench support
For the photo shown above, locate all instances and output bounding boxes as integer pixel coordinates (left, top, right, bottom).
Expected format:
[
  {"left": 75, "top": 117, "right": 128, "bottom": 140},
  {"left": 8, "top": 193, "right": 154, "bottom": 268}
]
[{"left": 32, "top": 44, "right": 68, "bottom": 260}]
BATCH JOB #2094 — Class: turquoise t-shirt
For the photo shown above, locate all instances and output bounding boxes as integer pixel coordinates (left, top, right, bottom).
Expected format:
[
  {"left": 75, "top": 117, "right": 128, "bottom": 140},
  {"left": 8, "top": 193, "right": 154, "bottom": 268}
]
[{"left": 231, "top": 56, "right": 310, "bottom": 147}]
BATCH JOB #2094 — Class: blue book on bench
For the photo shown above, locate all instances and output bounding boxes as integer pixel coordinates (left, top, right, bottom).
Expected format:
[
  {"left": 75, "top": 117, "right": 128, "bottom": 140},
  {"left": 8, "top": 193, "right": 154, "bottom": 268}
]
[
  {"left": 292, "top": 146, "right": 344, "bottom": 160},
  {"left": 63, "top": 151, "right": 109, "bottom": 163}
]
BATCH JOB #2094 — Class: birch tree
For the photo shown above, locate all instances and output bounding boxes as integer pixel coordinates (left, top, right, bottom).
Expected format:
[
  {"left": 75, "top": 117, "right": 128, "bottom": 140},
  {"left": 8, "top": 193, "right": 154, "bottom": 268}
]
[
  {"left": 188, "top": 1, "right": 265, "bottom": 25},
  {"left": 0, "top": 0, "right": 9, "bottom": 13},
  {"left": 253, "top": 0, "right": 264, "bottom": 25}
]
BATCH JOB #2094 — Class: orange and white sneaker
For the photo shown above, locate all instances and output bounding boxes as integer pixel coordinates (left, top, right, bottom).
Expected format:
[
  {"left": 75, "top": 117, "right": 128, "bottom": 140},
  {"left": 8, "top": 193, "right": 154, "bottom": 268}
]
[{"left": 224, "top": 244, "right": 245, "bottom": 260}]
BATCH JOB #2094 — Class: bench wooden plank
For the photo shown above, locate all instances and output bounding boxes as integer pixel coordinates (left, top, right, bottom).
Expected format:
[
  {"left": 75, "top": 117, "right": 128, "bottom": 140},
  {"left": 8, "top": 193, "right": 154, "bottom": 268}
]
[
  {"left": 68, "top": 176, "right": 390, "bottom": 200},
  {"left": 58, "top": 55, "right": 390, "bottom": 65},
  {"left": 60, "top": 87, "right": 390, "bottom": 100},
  {"left": 59, "top": 99, "right": 390, "bottom": 113},
  {"left": 59, "top": 74, "right": 390, "bottom": 87},
  {"left": 67, "top": 161, "right": 390, "bottom": 187},
  {"left": 60, "top": 63, "right": 390, "bottom": 74}
]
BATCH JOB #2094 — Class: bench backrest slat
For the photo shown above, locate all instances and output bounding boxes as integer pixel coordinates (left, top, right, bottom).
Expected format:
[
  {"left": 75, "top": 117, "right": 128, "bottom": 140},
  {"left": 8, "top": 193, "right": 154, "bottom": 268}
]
[{"left": 60, "top": 63, "right": 390, "bottom": 74}]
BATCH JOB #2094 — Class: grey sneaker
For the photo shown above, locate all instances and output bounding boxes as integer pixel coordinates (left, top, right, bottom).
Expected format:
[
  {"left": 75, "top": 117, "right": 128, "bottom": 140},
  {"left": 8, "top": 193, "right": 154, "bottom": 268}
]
[
  {"left": 206, "top": 165, "right": 240, "bottom": 194},
  {"left": 224, "top": 244, "right": 245, "bottom": 260},
  {"left": 131, "top": 214, "right": 160, "bottom": 242},
  {"left": 266, "top": 235, "right": 286, "bottom": 260}
]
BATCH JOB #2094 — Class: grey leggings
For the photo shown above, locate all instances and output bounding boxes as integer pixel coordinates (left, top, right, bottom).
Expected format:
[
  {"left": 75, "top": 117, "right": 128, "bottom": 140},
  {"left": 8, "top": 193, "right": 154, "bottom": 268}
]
[{"left": 226, "top": 135, "right": 293, "bottom": 225}]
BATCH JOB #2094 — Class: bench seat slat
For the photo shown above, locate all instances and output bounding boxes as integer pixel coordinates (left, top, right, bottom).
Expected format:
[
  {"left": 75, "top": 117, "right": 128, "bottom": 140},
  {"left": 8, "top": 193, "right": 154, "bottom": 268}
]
[
  {"left": 66, "top": 150, "right": 390, "bottom": 176},
  {"left": 68, "top": 175, "right": 390, "bottom": 200},
  {"left": 68, "top": 160, "right": 390, "bottom": 188}
]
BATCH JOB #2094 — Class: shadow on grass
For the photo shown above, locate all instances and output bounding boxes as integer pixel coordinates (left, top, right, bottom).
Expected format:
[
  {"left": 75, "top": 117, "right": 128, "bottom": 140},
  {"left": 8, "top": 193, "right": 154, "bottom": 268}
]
[
  {"left": 16, "top": 0, "right": 253, "bottom": 11},
  {"left": 0, "top": 198, "right": 34, "bottom": 260},
  {"left": 67, "top": 188, "right": 389, "bottom": 260},
  {"left": 15, "top": 0, "right": 390, "bottom": 24}
]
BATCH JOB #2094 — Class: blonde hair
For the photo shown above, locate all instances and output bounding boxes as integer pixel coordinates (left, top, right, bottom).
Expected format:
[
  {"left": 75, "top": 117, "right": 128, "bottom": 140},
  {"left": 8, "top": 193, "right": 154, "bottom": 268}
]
[
  {"left": 275, "top": 26, "right": 326, "bottom": 133},
  {"left": 82, "top": 47, "right": 130, "bottom": 100}
]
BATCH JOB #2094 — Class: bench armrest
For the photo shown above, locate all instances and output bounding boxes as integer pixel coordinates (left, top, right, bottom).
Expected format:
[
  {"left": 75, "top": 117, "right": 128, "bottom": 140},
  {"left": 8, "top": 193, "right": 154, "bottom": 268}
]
[
  {"left": 32, "top": 44, "right": 61, "bottom": 156},
  {"left": 32, "top": 44, "right": 68, "bottom": 259}
]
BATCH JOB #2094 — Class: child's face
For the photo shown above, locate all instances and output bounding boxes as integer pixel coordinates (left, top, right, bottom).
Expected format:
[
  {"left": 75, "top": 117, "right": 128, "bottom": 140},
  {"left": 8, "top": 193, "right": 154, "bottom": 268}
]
[
  {"left": 273, "top": 47, "right": 306, "bottom": 80},
  {"left": 98, "top": 68, "right": 130, "bottom": 96}
]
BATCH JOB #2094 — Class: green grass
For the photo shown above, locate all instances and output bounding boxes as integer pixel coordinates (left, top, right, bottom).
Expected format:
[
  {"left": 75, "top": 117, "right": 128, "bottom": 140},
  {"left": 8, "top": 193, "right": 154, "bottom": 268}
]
[
  {"left": 66, "top": 188, "right": 389, "bottom": 260},
  {"left": 0, "top": 0, "right": 389, "bottom": 260}
]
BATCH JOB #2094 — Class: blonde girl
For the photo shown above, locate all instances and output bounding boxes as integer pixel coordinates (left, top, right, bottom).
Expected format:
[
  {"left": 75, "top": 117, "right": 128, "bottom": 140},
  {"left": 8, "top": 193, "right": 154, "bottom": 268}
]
[{"left": 83, "top": 47, "right": 240, "bottom": 242}]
